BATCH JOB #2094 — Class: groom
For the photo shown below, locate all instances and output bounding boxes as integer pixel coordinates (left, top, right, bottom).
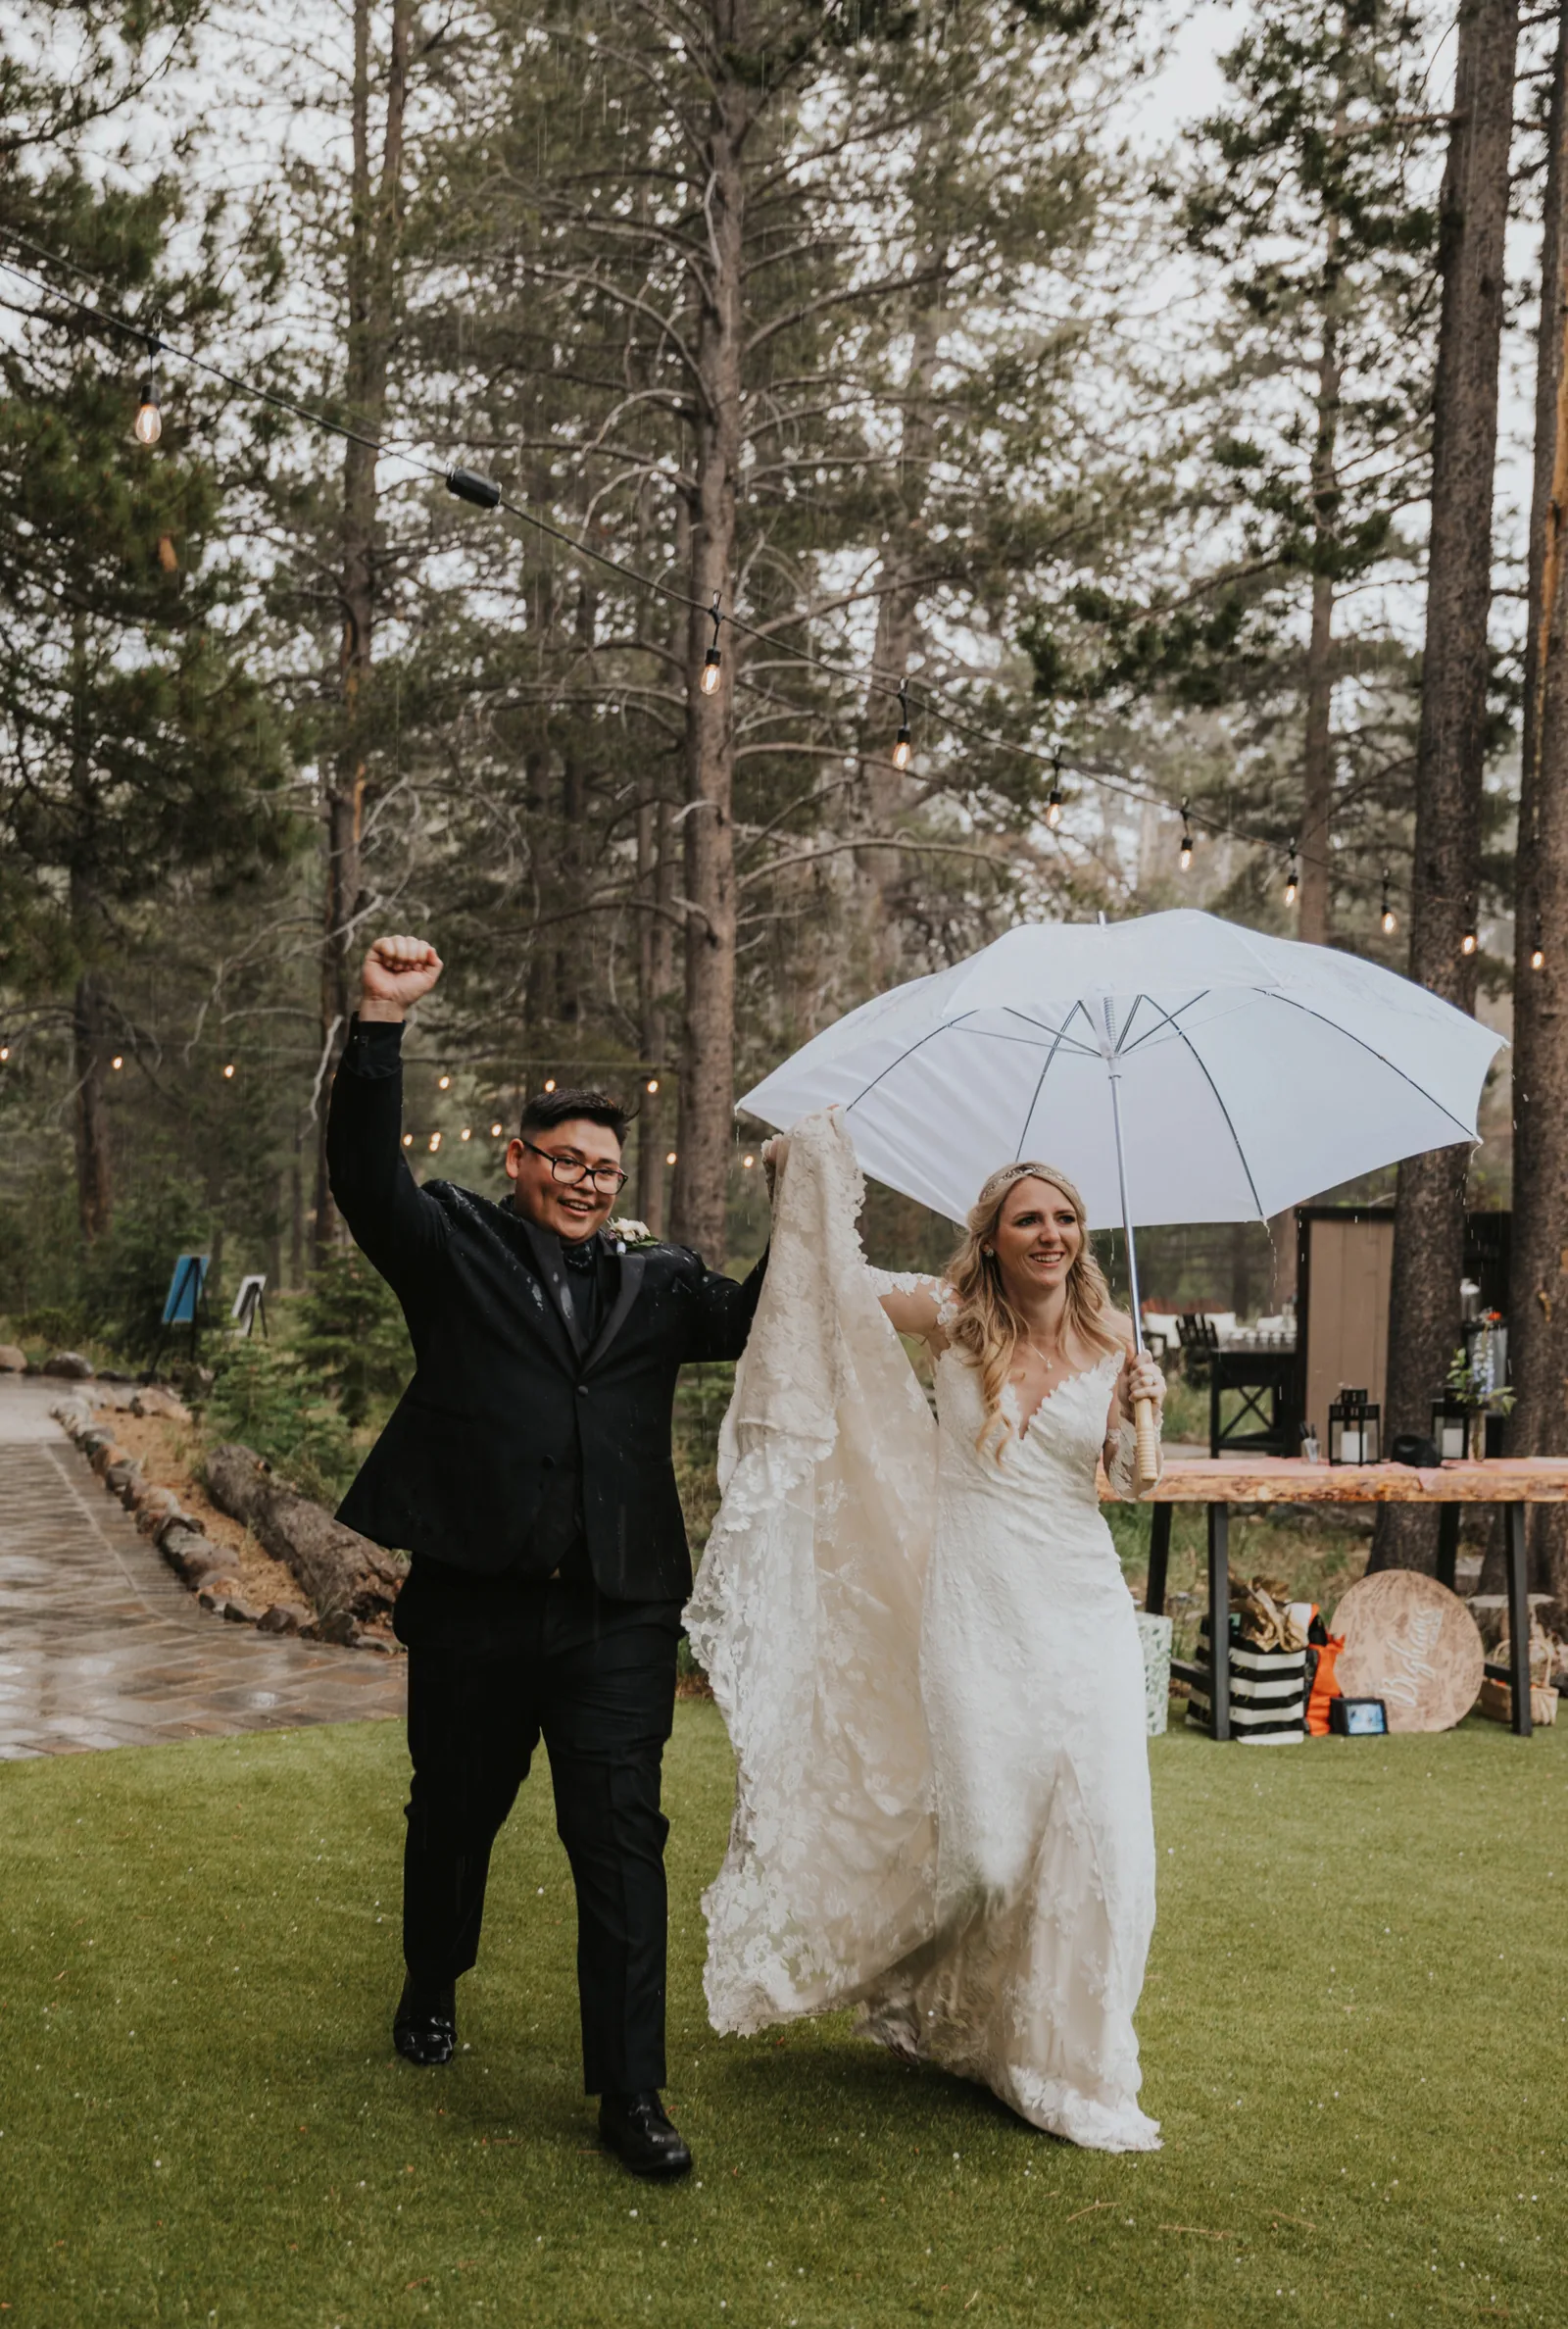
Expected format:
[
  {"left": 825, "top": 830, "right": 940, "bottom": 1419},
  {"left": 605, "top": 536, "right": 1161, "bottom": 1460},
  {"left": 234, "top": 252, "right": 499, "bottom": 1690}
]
[{"left": 326, "top": 934, "right": 767, "bottom": 2179}]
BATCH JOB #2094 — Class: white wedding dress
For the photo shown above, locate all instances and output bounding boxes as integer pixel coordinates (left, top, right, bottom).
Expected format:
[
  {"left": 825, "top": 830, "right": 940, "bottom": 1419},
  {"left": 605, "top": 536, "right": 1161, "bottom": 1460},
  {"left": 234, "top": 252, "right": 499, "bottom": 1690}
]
[{"left": 686, "top": 1111, "right": 1159, "bottom": 2153}]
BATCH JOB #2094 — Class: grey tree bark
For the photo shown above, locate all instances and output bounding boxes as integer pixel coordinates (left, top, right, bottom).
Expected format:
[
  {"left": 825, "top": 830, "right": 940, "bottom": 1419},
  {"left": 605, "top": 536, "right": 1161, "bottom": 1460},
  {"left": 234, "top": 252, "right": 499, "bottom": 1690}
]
[
  {"left": 1508, "top": 3, "right": 1568, "bottom": 1610},
  {"left": 314, "top": 0, "right": 413, "bottom": 1260},
  {"left": 1374, "top": 0, "right": 1520, "bottom": 1571},
  {"left": 671, "top": 6, "right": 748, "bottom": 1265}
]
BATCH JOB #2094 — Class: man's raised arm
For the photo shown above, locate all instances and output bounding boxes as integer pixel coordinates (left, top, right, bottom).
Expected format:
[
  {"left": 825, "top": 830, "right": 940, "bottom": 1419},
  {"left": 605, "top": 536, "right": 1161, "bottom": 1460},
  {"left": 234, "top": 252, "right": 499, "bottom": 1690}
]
[{"left": 326, "top": 935, "right": 450, "bottom": 1283}]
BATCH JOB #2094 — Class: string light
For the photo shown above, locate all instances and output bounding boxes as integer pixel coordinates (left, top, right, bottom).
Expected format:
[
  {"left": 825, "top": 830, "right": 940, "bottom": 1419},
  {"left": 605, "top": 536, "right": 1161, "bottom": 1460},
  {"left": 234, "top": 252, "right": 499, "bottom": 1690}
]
[
  {"left": 742, "top": 1153, "right": 756, "bottom": 1169},
  {"left": 428, "top": 1132, "right": 442, "bottom": 1152},
  {"left": 461, "top": 1127, "right": 472, "bottom": 1141},
  {"left": 437, "top": 1072, "right": 451, "bottom": 1090},
  {"left": 133, "top": 372, "right": 162, "bottom": 446},
  {"left": 893, "top": 680, "right": 912, "bottom": 770},
  {"left": 222, "top": 1062, "right": 235, "bottom": 1079},
  {"left": 700, "top": 593, "right": 722, "bottom": 696},
  {"left": 1460, "top": 929, "right": 1477, "bottom": 957},
  {"left": 543, "top": 1077, "right": 556, "bottom": 1093},
  {"left": 645, "top": 1077, "right": 659, "bottom": 1095},
  {"left": 111, "top": 1055, "right": 123, "bottom": 1070},
  {"left": 1531, "top": 924, "right": 1544, "bottom": 971},
  {"left": 1178, "top": 799, "right": 1193, "bottom": 871},
  {"left": 1, "top": 1046, "right": 10, "bottom": 1062},
  {"left": 1046, "top": 745, "right": 1064, "bottom": 831},
  {"left": 0, "top": 233, "right": 1420, "bottom": 934},
  {"left": 1284, "top": 840, "right": 1299, "bottom": 909},
  {"left": 1381, "top": 872, "right": 1396, "bottom": 936},
  {"left": 490, "top": 1121, "right": 504, "bottom": 1137},
  {"left": 665, "top": 1150, "right": 677, "bottom": 1165},
  {"left": 403, "top": 1132, "right": 414, "bottom": 1147}
]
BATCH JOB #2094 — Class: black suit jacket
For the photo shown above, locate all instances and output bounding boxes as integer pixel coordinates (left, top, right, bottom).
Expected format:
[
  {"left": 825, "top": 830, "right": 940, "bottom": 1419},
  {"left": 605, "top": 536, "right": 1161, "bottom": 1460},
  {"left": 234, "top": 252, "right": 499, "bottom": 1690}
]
[{"left": 326, "top": 1019, "right": 765, "bottom": 1601}]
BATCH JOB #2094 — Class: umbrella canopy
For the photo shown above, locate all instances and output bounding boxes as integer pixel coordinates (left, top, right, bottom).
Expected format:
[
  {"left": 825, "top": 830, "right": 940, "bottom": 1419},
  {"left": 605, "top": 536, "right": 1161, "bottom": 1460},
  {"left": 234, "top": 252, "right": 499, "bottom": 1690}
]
[{"left": 739, "top": 910, "right": 1504, "bottom": 1230}]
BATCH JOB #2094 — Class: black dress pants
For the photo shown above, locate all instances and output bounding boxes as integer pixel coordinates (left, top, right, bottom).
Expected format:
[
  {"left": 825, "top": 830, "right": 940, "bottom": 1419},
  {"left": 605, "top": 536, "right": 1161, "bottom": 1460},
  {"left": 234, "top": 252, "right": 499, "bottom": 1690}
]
[{"left": 400, "top": 1578, "right": 680, "bottom": 2096}]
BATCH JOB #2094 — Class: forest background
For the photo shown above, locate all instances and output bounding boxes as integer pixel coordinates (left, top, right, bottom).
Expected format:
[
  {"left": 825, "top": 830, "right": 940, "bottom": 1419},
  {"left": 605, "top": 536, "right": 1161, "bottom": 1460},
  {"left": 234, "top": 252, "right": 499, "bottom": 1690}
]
[{"left": 4, "top": 0, "right": 1566, "bottom": 1595}]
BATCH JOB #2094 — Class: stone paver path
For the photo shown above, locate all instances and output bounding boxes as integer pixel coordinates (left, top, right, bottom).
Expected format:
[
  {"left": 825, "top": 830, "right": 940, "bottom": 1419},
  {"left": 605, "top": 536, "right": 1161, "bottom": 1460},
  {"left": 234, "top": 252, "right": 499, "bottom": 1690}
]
[{"left": 0, "top": 1376, "right": 405, "bottom": 1759}]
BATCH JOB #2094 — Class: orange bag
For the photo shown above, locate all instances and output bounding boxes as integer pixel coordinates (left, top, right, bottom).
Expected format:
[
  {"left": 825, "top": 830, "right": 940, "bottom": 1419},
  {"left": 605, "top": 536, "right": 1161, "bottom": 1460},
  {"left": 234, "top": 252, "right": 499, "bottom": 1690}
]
[{"left": 1306, "top": 1633, "right": 1346, "bottom": 1737}]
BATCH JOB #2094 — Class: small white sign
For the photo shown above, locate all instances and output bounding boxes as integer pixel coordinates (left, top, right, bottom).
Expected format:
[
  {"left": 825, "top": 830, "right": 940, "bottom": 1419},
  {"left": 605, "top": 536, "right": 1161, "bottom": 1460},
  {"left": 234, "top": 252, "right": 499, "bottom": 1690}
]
[{"left": 231, "top": 1272, "right": 268, "bottom": 1321}]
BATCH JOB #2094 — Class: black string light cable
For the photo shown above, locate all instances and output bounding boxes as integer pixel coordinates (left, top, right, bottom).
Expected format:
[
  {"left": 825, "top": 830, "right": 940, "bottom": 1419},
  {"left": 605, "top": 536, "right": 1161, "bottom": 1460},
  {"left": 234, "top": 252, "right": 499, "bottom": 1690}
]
[{"left": 0, "top": 228, "right": 1434, "bottom": 933}]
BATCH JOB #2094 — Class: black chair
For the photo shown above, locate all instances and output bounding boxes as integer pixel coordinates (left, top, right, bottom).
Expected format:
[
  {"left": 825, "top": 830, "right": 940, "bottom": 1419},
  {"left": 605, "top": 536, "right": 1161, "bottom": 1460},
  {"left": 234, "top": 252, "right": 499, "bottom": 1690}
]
[{"left": 1175, "top": 1313, "right": 1219, "bottom": 1388}]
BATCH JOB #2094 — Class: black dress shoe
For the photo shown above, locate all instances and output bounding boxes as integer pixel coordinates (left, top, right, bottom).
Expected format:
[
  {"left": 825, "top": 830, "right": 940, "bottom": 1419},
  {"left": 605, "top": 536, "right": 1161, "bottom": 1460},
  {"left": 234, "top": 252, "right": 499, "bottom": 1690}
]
[
  {"left": 393, "top": 1976, "right": 456, "bottom": 2066},
  {"left": 598, "top": 2090, "right": 693, "bottom": 2179}
]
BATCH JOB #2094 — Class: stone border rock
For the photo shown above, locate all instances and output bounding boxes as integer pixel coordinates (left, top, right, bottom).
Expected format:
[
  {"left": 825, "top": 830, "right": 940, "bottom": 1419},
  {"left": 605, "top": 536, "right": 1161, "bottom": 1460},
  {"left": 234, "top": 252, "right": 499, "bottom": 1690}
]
[{"left": 48, "top": 1393, "right": 400, "bottom": 1655}]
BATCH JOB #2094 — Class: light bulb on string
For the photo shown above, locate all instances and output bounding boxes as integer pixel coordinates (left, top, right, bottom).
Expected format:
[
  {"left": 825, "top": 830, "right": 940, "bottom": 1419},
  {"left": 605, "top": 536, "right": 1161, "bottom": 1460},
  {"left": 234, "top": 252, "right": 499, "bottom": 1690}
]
[
  {"left": 543, "top": 1077, "right": 556, "bottom": 1093},
  {"left": 1531, "top": 924, "right": 1545, "bottom": 972},
  {"left": 700, "top": 592, "right": 723, "bottom": 696},
  {"left": 665, "top": 1150, "right": 677, "bottom": 1166},
  {"left": 1461, "top": 929, "right": 1478, "bottom": 958},
  {"left": 403, "top": 1133, "right": 414, "bottom": 1148},
  {"left": 893, "top": 679, "right": 912, "bottom": 770},
  {"left": 1283, "top": 840, "right": 1299, "bottom": 909},
  {"left": 222, "top": 1063, "right": 235, "bottom": 1080},
  {"left": 1381, "top": 872, "right": 1396, "bottom": 936},
  {"left": 438, "top": 1073, "right": 451, "bottom": 1090},
  {"left": 1046, "top": 745, "right": 1064, "bottom": 831},
  {"left": 132, "top": 330, "right": 164, "bottom": 445},
  {"left": 133, "top": 377, "right": 162, "bottom": 446},
  {"left": 490, "top": 1121, "right": 504, "bottom": 1138},
  {"left": 1178, "top": 799, "right": 1193, "bottom": 871},
  {"left": 645, "top": 1077, "right": 659, "bottom": 1095}
]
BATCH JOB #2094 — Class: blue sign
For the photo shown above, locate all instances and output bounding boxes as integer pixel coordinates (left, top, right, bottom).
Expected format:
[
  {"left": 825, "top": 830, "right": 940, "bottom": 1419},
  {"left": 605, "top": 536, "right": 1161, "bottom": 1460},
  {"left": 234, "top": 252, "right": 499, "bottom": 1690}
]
[{"left": 161, "top": 1254, "right": 209, "bottom": 1325}]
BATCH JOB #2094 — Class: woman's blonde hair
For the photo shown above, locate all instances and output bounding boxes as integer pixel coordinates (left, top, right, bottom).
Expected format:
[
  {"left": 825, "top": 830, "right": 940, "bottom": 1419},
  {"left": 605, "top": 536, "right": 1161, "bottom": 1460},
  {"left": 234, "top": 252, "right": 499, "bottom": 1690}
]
[{"left": 946, "top": 1162, "right": 1122, "bottom": 1459}]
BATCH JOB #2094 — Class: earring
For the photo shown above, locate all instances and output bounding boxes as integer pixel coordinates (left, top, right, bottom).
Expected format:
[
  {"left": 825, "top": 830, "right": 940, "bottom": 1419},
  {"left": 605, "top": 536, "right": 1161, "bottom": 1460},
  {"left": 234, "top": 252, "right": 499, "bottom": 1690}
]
[{"left": 983, "top": 1246, "right": 995, "bottom": 1258}]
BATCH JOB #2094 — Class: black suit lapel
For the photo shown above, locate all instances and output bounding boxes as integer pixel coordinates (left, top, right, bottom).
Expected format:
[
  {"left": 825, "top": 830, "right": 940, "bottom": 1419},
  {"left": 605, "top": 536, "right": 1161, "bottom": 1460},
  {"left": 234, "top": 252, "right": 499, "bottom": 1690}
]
[
  {"left": 516, "top": 1216, "right": 587, "bottom": 1360},
  {"left": 585, "top": 1252, "right": 646, "bottom": 1370}
]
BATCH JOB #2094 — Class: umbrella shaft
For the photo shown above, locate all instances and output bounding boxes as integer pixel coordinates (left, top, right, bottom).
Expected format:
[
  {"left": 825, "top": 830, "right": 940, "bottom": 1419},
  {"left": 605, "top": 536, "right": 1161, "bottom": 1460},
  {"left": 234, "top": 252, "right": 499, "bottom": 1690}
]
[{"left": 1106, "top": 1065, "right": 1145, "bottom": 1355}]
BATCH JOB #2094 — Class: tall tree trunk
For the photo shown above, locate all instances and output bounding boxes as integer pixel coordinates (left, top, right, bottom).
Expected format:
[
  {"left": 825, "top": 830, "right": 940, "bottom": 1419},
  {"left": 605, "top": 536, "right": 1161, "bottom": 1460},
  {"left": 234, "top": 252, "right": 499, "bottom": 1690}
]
[
  {"left": 1509, "top": 3, "right": 1568, "bottom": 1609},
  {"left": 671, "top": 17, "right": 747, "bottom": 1264},
  {"left": 1374, "top": 0, "right": 1519, "bottom": 1571},
  {"left": 68, "top": 624, "right": 111, "bottom": 1242},
  {"left": 850, "top": 253, "right": 945, "bottom": 992},
  {"left": 71, "top": 967, "right": 112, "bottom": 1243},
  {"left": 1298, "top": 266, "right": 1342, "bottom": 949},
  {"left": 637, "top": 522, "right": 684, "bottom": 1235},
  {"left": 314, "top": 0, "right": 412, "bottom": 1260}
]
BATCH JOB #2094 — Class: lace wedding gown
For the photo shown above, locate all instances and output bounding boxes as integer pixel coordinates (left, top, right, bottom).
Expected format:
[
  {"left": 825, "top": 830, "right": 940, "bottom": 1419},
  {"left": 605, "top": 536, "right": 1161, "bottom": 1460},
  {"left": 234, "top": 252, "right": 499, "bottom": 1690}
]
[{"left": 686, "top": 1111, "right": 1159, "bottom": 2153}]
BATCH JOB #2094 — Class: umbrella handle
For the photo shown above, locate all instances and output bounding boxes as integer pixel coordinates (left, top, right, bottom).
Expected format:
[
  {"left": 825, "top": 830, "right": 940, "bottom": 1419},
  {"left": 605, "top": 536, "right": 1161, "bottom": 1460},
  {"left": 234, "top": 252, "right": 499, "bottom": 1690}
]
[{"left": 1134, "top": 1394, "right": 1160, "bottom": 1494}]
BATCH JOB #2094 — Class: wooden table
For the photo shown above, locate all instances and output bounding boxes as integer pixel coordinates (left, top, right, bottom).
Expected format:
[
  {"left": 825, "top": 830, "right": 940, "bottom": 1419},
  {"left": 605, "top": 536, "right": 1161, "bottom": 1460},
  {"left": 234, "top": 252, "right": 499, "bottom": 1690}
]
[{"left": 1127, "top": 1457, "right": 1568, "bottom": 1741}]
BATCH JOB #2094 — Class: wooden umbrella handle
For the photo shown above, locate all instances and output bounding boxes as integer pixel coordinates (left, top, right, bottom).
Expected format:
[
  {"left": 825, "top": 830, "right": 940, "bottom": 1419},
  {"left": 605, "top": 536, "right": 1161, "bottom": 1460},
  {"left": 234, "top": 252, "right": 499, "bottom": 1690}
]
[{"left": 1134, "top": 1392, "right": 1161, "bottom": 1493}]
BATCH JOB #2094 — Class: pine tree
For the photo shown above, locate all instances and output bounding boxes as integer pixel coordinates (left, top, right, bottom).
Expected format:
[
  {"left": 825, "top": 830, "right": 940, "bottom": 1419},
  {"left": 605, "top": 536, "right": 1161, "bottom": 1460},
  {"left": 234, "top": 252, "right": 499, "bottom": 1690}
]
[{"left": 0, "top": 181, "right": 294, "bottom": 1238}]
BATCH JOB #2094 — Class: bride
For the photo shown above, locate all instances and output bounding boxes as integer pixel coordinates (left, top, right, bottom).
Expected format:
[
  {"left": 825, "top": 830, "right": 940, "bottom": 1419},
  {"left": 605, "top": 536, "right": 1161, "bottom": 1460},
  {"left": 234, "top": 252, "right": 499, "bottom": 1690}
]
[{"left": 685, "top": 1108, "right": 1165, "bottom": 2153}]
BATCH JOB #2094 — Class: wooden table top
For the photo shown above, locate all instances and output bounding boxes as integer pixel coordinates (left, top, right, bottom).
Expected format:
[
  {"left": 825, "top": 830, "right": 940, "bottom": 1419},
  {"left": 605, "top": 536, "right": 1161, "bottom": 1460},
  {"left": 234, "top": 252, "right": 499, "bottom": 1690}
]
[{"left": 1098, "top": 1456, "right": 1568, "bottom": 1505}]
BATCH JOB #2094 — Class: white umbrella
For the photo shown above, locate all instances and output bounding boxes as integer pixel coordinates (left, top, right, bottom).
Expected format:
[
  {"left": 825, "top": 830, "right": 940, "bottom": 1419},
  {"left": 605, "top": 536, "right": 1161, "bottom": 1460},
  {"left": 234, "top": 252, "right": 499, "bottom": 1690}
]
[{"left": 739, "top": 910, "right": 1504, "bottom": 1480}]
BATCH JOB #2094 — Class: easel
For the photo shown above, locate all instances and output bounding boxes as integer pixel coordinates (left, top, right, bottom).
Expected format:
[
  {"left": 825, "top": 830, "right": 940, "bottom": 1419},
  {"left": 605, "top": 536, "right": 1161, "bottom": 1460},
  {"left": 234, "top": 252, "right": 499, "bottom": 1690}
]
[
  {"left": 231, "top": 1273, "right": 269, "bottom": 1339},
  {"left": 147, "top": 1253, "right": 210, "bottom": 1380}
]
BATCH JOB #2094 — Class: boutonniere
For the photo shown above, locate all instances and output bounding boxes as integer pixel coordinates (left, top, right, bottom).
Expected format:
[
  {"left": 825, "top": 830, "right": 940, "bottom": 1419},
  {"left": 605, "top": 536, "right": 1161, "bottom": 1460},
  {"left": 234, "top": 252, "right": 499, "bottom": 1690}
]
[{"left": 607, "top": 1216, "right": 660, "bottom": 1252}]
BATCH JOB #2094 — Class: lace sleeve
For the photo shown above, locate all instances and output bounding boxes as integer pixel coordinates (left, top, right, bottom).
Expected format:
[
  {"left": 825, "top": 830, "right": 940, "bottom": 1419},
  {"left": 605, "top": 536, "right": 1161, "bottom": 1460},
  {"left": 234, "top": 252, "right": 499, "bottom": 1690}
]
[
  {"left": 864, "top": 1266, "right": 939, "bottom": 1299},
  {"left": 1104, "top": 1415, "right": 1163, "bottom": 1500}
]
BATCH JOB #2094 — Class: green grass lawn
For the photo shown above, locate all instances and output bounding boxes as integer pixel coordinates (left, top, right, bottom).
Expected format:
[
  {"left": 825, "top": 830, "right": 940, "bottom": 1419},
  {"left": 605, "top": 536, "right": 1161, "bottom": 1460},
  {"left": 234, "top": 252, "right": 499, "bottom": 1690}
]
[{"left": 1, "top": 1710, "right": 1564, "bottom": 2328}]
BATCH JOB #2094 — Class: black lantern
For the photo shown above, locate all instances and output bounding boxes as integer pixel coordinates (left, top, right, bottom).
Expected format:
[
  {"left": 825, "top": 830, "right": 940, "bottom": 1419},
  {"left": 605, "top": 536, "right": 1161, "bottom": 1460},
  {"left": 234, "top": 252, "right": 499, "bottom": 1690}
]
[
  {"left": 1328, "top": 1386, "right": 1380, "bottom": 1465},
  {"left": 1431, "top": 1392, "right": 1469, "bottom": 1464}
]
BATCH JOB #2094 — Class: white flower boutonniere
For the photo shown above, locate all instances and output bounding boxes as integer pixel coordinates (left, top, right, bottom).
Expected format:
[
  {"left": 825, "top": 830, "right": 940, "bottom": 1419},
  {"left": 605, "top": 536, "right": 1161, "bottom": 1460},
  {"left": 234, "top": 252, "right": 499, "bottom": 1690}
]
[{"left": 608, "top": 1216, "right": 660, "bottom": 1253}]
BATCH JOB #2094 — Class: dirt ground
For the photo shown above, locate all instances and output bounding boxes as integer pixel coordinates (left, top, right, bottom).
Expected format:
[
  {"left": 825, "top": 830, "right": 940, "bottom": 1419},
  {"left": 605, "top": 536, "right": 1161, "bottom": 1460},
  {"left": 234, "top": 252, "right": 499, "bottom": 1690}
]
[{"left": 89, "top": 1401, "right": 309, "bottom": 1615}]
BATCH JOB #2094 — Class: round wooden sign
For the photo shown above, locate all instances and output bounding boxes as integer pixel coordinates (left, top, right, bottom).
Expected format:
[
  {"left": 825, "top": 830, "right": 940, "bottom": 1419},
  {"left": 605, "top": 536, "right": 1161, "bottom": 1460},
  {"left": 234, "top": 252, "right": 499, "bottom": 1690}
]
[{"left": 1329, "top": 1569, "right": 1484, "bottom": 1733}]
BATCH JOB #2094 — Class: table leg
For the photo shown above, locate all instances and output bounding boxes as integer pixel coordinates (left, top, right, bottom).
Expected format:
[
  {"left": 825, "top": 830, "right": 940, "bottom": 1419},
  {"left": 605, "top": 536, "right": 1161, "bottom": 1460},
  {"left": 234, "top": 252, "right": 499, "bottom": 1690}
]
[
  {"left": 1505, "top": 1505, "right": 1533, "bottom": 1740},
  {"left": 1207, "top": 1502, "right": 1230, "bottom": 1742},
  {"left": 1146, "top": 1504, "right": 1172, "bottom": 1616},
  {"left": 1436, "top": 1505, "right": 1459, "bottom": 1594}
]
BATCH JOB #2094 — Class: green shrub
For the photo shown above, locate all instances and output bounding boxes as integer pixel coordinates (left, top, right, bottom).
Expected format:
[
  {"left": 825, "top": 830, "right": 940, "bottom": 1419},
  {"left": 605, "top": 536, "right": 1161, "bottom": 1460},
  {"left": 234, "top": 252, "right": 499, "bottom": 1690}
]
[
  {"left": 294, "top": 1247, "right": 414, "bottom": 1429},
  {"left": 204, "top": 1339, "right": 360, "bottom": 1510},
  {"left": 79, "top": 1177, "right": 211, "bottom": 1361}
]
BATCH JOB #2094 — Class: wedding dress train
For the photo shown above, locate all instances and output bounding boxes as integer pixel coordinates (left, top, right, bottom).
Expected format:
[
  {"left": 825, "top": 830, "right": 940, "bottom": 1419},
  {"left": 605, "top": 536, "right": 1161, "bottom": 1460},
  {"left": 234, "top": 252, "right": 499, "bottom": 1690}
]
[{"left": 685, "top": 1111, "right": 1159, "bottom": 2153}]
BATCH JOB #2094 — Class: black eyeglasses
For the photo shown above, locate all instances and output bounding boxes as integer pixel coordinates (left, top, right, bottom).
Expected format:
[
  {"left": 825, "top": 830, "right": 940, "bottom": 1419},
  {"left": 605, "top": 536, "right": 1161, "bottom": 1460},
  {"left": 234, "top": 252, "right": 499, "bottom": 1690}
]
[{"left": 518, "top": 1135, "right": 627, "bottom": 1196}]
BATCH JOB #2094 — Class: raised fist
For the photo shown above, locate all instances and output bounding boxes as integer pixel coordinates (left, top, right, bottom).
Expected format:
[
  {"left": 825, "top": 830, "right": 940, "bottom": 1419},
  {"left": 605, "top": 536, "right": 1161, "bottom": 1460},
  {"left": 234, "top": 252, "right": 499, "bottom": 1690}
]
[{"left": 360, "top": 934, "right": 443, "bottom": 1020}]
